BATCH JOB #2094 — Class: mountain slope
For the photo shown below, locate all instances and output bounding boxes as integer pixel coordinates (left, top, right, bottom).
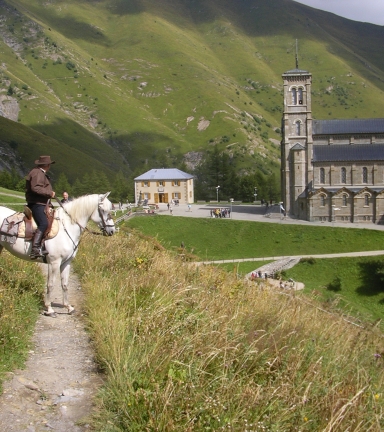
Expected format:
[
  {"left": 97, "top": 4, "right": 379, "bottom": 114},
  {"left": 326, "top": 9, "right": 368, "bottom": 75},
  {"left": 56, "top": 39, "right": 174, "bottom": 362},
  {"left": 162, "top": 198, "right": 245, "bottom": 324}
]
[{"left": 0, "top": 0, "right": 384, "bottom": 180}]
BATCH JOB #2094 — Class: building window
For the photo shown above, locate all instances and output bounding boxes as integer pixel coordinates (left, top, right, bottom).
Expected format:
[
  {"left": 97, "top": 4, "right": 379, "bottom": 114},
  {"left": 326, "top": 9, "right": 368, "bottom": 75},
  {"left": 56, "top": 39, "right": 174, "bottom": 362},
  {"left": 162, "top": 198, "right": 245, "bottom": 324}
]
[
  {"left": 173, "top": 192, "right": 180, "bottom": 199},
  {"left": 298, "top": 88, "right": 303, "bottom": 104},
  {"left": 362, "top": 167, "right": 368, "bottom": 183},
  {"left": 320, "top": 168, "right": 325, "bottom": 184},
  {"left": 144, "top": 181, "right": 149, "bottom": 187},
  {"left": 364, "top": 194, "right": 369, "bottom": 206},
  {"left": 172, "top": 180, "right": 180, "bottom": 186},
  {"left": 291, "top": 87, "right": 304, "bottom": 105},
  {"left": 157, "top": 181, "right": 165, "bottom": 186},
  {"left": 341, "top": 167, "right": 346, "bottom": 184},
  {"left": 295, "top": 121, "right": 301, "bottom": 136},
  {"left": 320, "top": 194, "right": 326, "bottom": 206},
  {"left": 342, "top": 194, "right": 347, "bottom": 207}
]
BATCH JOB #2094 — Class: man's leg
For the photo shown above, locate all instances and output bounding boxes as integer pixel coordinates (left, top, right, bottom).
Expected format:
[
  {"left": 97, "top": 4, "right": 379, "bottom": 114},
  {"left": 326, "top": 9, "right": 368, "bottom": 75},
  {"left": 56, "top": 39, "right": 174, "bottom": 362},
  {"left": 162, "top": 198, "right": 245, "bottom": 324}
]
[{"left": 29, "top": 204, "right": 48, "bottom": 259}]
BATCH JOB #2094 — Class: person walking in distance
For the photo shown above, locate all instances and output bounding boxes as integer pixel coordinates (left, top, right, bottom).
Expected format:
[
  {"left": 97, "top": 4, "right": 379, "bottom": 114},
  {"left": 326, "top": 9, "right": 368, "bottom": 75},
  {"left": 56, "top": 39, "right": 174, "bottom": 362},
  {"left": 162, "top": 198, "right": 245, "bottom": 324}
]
[{"left": 25, "top": 155, "right": 56, "bottom": 259}]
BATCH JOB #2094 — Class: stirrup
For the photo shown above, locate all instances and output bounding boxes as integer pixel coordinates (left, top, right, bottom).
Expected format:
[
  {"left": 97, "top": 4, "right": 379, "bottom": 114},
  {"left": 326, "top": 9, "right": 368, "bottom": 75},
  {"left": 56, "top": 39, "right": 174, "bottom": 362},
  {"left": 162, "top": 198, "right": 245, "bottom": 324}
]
[{"left": 30, "top": 249, "right": 44, "bottom": 259}]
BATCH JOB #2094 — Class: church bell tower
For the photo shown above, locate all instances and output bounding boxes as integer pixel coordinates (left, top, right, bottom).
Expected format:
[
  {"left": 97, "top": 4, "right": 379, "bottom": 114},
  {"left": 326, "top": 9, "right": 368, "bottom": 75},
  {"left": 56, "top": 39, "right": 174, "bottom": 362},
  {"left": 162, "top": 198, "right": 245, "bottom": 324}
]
[{"left": 281, "top": 50, "right": 313, "bottom": 218}]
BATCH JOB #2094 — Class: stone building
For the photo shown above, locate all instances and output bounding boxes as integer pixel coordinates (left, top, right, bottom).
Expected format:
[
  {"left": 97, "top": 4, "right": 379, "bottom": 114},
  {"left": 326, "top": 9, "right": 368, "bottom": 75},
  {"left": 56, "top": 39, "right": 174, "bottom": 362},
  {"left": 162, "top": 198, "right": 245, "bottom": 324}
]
[
  {"left": 281, "top": 67, "right": 384, "bottom": 224},
  {"left": 134, "top": 168, "right": 194, "bottom": 205}
]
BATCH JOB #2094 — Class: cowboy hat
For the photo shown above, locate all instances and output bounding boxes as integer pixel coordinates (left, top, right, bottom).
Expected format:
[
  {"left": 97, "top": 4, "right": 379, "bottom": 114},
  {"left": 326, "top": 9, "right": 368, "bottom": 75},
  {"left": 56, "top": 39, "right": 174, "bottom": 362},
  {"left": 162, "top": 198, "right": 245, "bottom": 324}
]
[{"left": 34, "top": 155, "right": 55, "bottom": 165}]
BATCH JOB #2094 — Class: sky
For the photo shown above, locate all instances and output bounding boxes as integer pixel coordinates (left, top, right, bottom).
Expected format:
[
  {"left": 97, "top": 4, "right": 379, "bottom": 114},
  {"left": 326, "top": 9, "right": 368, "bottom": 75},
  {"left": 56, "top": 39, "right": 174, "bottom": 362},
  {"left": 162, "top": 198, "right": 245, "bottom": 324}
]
[{"left": 293, "top": 0, "right": 384, "bottom": 26}]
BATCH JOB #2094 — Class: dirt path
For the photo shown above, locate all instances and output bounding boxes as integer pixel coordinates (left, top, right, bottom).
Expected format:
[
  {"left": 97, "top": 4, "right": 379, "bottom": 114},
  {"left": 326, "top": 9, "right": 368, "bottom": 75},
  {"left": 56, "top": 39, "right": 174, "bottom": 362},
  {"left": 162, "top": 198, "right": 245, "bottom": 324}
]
[{"left": 0, "top": 266, "right": 101, "bottom": 432}]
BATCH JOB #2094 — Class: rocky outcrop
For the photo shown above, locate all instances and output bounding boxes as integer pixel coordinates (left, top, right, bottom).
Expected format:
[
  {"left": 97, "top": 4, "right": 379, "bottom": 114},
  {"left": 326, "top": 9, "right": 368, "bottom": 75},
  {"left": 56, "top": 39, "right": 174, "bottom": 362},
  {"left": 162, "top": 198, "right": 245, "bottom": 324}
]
[{"left": 0, "top": 95, "right": 19, "bottom": 121}]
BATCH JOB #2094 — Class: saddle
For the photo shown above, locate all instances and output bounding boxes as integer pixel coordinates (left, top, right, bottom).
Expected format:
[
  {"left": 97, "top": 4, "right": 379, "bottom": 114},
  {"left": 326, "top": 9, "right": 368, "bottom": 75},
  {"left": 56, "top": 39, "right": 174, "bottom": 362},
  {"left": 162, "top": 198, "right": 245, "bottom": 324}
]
[{"left": 0, "top": 203, "right": 59, "bottom": 245}]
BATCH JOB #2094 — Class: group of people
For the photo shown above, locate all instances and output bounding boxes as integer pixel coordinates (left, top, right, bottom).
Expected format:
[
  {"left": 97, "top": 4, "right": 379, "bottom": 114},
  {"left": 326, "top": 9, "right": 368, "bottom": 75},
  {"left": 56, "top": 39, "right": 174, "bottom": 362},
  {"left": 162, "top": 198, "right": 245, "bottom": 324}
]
[
  {"left": 251, "top": 271, "right": 269, "bottom": 280},
  {"left": 210, "top": 208, "right": 231, "bottom": 218}
]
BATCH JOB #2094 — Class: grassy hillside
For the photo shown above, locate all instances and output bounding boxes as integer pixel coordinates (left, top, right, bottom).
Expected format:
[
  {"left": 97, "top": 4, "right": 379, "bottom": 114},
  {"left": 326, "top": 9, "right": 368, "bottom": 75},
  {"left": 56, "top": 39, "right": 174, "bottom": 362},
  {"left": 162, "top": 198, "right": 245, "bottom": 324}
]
[
  {"left": 0, "top": 0, "right": 384, "bottom": 180},
  {"left": 126, "top": 216, "right": 384, "bottom": 326},
  {"left": 0, "top": 116, "right": 124, "bottom": 181},
  {"left": 72, "top": 233, "right": 384, "bottom": 431}
]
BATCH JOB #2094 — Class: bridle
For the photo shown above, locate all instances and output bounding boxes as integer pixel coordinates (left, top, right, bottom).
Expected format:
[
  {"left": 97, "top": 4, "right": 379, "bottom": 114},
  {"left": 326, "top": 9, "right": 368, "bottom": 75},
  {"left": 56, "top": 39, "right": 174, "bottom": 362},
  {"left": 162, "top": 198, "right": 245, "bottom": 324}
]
[
  {"left": 97, "top": 203, "right": 115, "bottom": 234},
  {"left": 51, "top": 196, "right": 115, "bottom": 263},
  {"left": 54, "top": 196, "right": 114, "bottom": 236}
]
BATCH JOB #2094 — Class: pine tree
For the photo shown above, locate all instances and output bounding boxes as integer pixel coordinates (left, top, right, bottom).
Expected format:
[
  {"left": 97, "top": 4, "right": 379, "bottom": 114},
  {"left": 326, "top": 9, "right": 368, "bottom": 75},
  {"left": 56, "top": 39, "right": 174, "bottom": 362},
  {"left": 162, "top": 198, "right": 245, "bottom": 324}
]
[{"left": 54, "top": 172, "right": 72, "bottom": 197}]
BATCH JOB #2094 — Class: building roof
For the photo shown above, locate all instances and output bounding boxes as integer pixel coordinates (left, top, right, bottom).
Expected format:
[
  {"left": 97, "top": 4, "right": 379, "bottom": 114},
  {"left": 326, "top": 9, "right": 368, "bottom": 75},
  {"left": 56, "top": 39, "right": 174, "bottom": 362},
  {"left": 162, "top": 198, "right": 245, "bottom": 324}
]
[
  {"left": 313, "top": 144, "right": 384, "bottom": 163},
  {"left": 282, "top": 68, "right": 311, "bottom": 76},
  {"left": 313, "top": 118, "right": 384, "bottom": 135},
  {"left": 134, "top": 168, "right": 194, "bottom": 181}
]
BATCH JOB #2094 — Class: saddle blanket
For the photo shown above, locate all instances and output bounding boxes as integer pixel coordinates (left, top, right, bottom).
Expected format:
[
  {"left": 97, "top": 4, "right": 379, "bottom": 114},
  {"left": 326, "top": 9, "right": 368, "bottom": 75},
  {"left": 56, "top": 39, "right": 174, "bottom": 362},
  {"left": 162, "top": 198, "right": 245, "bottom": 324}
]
[{"left": 0, "top": 211, "right": 59, "bottom": 245}]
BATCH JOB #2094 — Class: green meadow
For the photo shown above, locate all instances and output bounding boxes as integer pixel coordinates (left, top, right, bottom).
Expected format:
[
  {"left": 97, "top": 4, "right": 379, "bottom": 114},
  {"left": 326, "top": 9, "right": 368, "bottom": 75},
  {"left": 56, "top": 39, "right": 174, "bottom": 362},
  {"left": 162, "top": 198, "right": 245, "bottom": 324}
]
[
  {"left": 126, "top": 216, "right": 384, "bottom": 327},
  {"left": 126, "top": 215, "right": 384, "bottom": 260}
]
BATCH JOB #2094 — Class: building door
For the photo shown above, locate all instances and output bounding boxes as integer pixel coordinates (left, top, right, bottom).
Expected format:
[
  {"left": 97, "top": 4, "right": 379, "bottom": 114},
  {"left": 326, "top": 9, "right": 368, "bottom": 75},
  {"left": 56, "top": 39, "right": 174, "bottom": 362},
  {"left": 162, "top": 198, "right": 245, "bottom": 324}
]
[{"left": 154, "top": 193, "right": 159, "bottom": 203}]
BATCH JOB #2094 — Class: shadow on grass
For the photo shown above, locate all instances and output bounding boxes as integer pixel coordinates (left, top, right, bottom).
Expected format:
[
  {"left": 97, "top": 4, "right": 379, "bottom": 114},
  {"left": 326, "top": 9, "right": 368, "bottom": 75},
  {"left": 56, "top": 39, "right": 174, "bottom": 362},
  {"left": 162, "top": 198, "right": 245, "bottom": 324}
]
[
  {"left": 356, "top": 260, "right": 384, "bottom": 297},
  {"left": 326, "top": 276, "right": 342, "bottom": 292}
]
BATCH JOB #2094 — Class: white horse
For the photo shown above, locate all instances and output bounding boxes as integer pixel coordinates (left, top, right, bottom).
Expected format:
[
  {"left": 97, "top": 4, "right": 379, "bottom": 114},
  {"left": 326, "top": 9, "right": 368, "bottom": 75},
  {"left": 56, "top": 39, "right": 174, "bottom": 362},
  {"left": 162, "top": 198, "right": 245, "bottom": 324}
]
[{"left": 0, "top": 193, "right": 116, "bottom": 317}]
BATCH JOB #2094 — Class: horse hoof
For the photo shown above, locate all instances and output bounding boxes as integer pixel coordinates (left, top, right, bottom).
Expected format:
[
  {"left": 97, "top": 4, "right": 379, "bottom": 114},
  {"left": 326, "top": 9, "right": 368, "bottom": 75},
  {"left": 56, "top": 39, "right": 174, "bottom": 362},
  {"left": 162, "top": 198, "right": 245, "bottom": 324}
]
[
  {"left": 68, "top": 308, "right": 75, "bottom": 315},
  {"left": 44, "top": 311, "right": 57, "bottom": 318}
]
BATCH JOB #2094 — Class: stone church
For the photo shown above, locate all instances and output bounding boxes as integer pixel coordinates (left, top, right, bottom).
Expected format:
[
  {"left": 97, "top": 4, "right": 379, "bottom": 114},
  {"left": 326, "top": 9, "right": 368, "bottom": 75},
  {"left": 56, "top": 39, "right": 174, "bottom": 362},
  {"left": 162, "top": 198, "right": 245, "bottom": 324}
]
[{"left": 281, "top": 68, "right": 384, "bottom": 224}]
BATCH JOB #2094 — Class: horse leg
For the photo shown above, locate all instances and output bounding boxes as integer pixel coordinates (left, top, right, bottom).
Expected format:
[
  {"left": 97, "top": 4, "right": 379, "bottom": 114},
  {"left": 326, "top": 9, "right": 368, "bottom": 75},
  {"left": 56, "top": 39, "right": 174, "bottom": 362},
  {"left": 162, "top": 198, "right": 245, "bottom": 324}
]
[
  {"left": 60, "top": 261, "right": 75, "bottom": 314},
  {"left": 45, "top": 261, "right": 60, "bottom": 316},
  {"left": 0, "top": 244, "right": 3, "bottom": 254}
]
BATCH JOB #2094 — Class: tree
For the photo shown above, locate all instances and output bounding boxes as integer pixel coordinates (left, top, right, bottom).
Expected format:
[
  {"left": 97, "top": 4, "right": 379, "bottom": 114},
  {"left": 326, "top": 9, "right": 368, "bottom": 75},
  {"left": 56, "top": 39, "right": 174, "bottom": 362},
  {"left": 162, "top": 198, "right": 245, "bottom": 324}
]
[
  {"left": 111, "top": 171, "right": 132, "bottom": 202},
  {"left": 54, "top": 172, "right": 72, "bottom": 196}
]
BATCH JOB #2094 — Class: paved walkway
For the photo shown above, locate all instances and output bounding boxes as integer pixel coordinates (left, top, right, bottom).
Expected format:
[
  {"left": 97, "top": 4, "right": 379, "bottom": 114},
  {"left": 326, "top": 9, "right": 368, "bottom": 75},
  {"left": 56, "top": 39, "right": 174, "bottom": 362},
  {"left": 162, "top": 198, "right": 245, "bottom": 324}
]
[
  {"left": 196, "top": 250, "right": 384, "bottom": 265},
  {"left": 156, "top": 202, "right": 384, "bottom": 231}
]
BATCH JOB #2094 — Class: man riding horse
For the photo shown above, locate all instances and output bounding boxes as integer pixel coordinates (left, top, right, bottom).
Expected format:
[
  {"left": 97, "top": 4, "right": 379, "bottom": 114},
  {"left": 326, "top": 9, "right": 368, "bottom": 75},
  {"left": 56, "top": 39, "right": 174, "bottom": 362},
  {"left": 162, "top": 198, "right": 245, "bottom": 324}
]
[{"left": 26, "top": 155, "right": 56, "bottom": 259}]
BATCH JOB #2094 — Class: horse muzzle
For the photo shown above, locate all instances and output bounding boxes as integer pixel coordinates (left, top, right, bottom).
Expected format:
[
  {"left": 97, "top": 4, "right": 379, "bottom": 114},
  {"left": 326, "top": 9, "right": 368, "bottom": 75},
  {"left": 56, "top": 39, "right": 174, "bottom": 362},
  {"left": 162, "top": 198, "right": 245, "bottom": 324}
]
[{"left": 102, "top": 225, "right": 116, "bottom": 236}]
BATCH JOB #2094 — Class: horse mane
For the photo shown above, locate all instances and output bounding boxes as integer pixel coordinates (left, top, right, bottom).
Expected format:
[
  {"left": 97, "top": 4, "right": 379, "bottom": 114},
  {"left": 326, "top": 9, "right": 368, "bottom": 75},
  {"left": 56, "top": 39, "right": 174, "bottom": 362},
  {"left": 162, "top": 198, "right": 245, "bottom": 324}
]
[{"left": 60, "top": 194, "right": 100, "bottom": 225}]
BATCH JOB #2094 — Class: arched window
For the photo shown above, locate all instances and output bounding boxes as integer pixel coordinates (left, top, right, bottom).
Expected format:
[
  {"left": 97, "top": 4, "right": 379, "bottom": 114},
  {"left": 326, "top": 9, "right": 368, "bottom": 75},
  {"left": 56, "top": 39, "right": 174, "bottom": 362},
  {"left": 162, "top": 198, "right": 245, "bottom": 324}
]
[
  {"left": 298, "top": 88, "right": 303, "bottom": 104},
  {"left": 291, "top": 88, "right": 297, "bottom": 105},
  {"left": 320, "top": 194, "right": 326, "bottom": 206},
  {"left": 341, "top": 167, "right": 347, "bottom": 184},
  {"left": 362, "top": 167, "right": 368, "bottom": 183},
  {"left": 364, "top": 194, "right": 369, "bottom": 206},
  {"left": 320, "top": 168, "right": 325, "bottom": 184},
  {"left": 295, "top": 120, "right": 301, "bottom": 136},
  {"left": 342, "top": 194, "right": 347, "bottom": 207}
]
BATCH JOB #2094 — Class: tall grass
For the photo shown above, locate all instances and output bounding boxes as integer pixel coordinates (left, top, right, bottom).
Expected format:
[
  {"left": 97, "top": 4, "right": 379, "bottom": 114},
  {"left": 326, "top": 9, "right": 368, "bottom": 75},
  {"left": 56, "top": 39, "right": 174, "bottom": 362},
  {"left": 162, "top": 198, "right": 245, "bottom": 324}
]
[
  {"left": 0, "top": 254, "right": 44, "bottom": 390},
  {"left": 74, "top": 234, "right": 384, "bottom": 431}
]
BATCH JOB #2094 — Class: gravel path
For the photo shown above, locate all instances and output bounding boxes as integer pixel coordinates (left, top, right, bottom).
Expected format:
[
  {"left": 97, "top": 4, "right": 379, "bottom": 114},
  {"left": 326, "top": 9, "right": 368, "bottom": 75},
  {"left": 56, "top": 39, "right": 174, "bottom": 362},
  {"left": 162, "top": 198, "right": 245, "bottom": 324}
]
[{"left": 0, "top": 267, "right": 101, "bottom": 432}]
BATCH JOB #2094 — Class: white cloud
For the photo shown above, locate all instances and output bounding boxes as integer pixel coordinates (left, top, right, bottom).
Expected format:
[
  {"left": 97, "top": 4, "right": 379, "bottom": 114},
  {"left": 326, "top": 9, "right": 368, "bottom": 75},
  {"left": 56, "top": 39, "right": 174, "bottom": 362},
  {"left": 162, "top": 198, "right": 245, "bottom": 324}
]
[{"left": 293, "top": 0, "right": 384, "bottom": 26}]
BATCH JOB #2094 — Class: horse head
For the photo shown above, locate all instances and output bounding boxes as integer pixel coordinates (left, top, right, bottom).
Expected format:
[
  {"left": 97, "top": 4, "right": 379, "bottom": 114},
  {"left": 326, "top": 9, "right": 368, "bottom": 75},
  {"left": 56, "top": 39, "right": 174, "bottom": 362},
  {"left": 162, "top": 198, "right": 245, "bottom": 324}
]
[{"left": 92, "top": 192, "right": 116, "bottom": 236}]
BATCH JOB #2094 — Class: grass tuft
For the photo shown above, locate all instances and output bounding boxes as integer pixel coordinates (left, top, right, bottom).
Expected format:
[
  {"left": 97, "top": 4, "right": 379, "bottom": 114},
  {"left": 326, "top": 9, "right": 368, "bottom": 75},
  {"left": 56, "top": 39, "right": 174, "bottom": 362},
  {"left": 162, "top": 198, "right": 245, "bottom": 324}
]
[{"left": 0, "top": 254, "right": 44, "bottom": 390}]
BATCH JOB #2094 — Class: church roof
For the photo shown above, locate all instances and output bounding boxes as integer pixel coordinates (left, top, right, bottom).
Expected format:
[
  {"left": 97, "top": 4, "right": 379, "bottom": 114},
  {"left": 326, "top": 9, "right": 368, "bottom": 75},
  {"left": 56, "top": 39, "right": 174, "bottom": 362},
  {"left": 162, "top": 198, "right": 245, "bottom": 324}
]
[
  {"left": 135, "top": 168, "right": 194, "bottom": 181},
  {"left": 313, "top": 144, "right": 384, "bottom": 162},
  {"left": 313, "top": 118, "right": 384, "bottom": 135}
]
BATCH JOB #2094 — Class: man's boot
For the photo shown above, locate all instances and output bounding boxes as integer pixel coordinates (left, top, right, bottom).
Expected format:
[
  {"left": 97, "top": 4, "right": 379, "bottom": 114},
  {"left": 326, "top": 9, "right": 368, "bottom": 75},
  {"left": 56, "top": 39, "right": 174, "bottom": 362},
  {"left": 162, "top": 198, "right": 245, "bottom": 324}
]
[{"left": 30, "top": 229, "right": 44, "bottom": 259}]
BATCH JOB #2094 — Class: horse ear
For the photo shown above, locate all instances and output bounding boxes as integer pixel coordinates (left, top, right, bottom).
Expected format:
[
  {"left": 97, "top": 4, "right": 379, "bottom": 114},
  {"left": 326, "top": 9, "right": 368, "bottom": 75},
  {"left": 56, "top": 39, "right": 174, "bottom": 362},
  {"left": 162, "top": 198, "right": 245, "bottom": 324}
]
[{"left": 100, "top": 192, "right": 111, "bottom": 201}]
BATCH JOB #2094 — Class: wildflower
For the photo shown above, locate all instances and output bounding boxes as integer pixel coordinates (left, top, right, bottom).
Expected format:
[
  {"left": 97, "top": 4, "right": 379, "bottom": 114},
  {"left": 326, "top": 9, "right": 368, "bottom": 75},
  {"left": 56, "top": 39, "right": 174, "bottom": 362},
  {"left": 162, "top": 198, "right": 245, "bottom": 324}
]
[
  {"left": 304, "top": 417, "right": 308, "bottom": 422},
  {"left": 374, "top": 394, "right": 380, "bottom": 400},
  {"left": 374, "top": 353, "right": 381, "bottom": 359}
]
